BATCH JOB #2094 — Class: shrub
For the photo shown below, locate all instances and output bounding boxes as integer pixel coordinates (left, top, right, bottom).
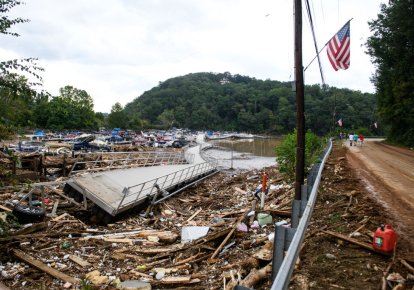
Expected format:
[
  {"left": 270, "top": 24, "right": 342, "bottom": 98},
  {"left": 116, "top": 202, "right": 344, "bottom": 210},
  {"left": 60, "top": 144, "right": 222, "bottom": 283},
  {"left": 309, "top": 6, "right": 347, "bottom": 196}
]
[{"left": 275, "top": 129, "right": 323, "bottom": 178}]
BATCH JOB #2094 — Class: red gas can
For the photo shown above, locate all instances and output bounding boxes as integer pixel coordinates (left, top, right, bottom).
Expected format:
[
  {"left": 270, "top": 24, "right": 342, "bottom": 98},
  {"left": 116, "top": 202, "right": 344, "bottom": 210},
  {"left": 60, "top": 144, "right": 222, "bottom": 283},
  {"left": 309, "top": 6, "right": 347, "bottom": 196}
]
[{"left": 372, "top": 224, "right": 397, "bottom": 254}]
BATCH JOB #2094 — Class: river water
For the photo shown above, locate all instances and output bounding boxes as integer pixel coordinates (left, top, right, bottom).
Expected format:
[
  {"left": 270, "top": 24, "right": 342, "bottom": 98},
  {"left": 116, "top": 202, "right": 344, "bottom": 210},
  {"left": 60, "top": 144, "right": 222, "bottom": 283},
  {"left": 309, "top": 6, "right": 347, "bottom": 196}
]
[{"left": 202, "top": 137, "right": 281, "bottom": 171}]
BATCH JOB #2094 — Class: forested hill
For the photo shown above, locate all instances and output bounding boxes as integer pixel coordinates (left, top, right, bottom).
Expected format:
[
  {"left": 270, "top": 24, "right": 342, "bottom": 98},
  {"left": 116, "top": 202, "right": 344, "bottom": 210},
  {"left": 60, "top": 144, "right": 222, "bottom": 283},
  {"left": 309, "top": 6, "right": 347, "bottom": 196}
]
[{"left": 124, "top": 72, "right": 376, "bottom": 135}]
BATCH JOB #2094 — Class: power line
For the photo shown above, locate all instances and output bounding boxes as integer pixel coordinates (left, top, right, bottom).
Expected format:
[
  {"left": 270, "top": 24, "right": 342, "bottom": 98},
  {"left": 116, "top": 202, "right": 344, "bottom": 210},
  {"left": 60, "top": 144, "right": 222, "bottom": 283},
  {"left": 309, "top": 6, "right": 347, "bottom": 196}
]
[{"left": 304, "top": 0, "right": 325, "bottom": 86}]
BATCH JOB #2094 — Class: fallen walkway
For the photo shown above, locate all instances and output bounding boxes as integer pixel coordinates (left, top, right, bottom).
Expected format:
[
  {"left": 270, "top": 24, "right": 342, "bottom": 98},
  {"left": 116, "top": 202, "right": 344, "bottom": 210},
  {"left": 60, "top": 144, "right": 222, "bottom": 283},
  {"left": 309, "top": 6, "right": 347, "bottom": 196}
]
[{"left": 67, "top": 145, "right": 218, "bottom": 216}]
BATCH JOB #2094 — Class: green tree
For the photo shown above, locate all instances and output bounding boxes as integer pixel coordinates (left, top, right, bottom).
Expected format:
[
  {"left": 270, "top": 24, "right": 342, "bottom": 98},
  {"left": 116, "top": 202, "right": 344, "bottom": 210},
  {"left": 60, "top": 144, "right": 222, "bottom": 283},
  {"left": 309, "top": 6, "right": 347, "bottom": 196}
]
[
  {"left": 0, "top": 0, "right": 43, "bottom": 90},
  {"left": 0, "top": 0, "right": 43, "bottom": 140},
  {"left": 59, "top": 86, "right": 96, "bottom": 129},
  {"left": 119, "top": 72, "right": 376, "bottom": 134},
  {"left": 45, "top": 86, "right": 97, "bottom": 130},
  {"left": 108, "top": 102, "right": 127, "bottom": 128},
  {"left": 275, "top": 130, "right": 323, "bottom": 178},
  {"left": 366, "top": 0, "right": 414, "bottom": 146},
  {"left": 157, "top": 109, "right": 175, "bottom": 129},
  {"left": 0, "top": 73, "right": 34, "bottom": 127},
  {"left": 94, "top": 112, "right": 106, "bottom": 129}
]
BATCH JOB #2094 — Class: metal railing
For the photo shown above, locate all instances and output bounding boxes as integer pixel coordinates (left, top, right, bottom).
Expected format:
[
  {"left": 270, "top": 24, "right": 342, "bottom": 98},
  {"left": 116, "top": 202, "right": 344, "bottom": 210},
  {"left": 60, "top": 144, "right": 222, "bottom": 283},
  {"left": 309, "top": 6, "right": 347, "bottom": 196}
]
[
  {"left": 271, "top": 138, "right": 333, "bottom": 290},
  {"left": 115, "top": 161, "right": 217, "bottom": 213},
  {"left": 69, "top": 151, "right": 192, "bottom": 176},
  {"left": 199, "top": 144, "right": 221, "bottom": 168}
]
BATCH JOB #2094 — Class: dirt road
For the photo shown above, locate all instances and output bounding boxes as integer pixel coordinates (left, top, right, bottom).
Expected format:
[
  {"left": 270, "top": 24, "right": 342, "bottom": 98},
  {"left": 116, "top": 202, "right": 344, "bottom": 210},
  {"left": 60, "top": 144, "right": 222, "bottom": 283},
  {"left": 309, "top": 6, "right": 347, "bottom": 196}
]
[{"left": 346, "top": 138, "right": 414, "bottom": 251}]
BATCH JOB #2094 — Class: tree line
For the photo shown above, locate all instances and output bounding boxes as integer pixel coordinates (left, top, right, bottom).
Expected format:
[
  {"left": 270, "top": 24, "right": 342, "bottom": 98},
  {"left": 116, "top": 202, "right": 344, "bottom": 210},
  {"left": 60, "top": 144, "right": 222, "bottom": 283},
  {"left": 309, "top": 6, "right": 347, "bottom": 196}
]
[
  {"left": 0, "top": 70, "right": 378, "bottom": 139},
  {"left": 122, "top": 72, "right": 377, "bottom": 136}
]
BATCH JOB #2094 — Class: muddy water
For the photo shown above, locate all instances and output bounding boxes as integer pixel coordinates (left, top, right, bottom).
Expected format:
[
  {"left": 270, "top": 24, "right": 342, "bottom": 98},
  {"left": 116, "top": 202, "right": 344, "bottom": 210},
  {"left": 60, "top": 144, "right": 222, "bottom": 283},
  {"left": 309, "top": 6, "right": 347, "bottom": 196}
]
[
  {"left": 210, "top": 138, "right": 281, "bottom": 157},
  {"left": 204, "top": 138, "right": 280, "bottom": 171}
]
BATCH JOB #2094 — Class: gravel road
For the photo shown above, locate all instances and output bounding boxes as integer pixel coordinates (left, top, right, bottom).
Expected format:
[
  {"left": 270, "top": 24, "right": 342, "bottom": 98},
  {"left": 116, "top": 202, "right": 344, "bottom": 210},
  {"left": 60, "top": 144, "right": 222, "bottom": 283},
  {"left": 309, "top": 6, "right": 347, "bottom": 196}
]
[{"left": 346, "top": 139, "right": 414, "bottom": 252}]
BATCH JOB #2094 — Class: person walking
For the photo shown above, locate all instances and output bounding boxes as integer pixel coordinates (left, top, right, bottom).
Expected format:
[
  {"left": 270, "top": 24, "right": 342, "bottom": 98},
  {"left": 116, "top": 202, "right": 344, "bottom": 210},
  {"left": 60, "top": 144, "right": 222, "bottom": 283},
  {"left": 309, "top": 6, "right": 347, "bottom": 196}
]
[
  {"left": 353, "top": 133, "right": 358, "bottom": 146},
  {"left": 359, "top": 134, "right": 364, "bottom": 146},
  {"left": 349, "top": 133, "right": 354, "bottom": 146}
]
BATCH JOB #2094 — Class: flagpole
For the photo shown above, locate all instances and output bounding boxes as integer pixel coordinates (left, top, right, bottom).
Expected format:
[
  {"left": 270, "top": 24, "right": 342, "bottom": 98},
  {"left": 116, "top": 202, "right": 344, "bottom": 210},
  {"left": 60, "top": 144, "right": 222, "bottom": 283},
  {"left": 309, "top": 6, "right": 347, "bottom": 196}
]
[{"left": 304, "top": 43, "right": 328, "bottom": 71}]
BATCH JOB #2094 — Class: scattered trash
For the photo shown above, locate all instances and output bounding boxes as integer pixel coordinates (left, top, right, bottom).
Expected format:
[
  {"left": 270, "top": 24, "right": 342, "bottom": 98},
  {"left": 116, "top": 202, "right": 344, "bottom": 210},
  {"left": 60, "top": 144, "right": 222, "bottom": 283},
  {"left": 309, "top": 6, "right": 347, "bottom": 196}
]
[
  {"left": 181, "top": 226, "right": 210, "bottom": 242},
  {"left": 250, "top": 220, "right": 260, "bottom": 229},
  {"left": 258, "top": 213, "right": 272, "bottom": 225},
  {"left": 119, "top": 280, "right": 152, "bottom": 290},
  {"left": 219, "top": 241, "right": 236, "bottom": 256},
  {"left": 155, "top": 271, "right": 165, "bottom": 280},
  {"left": 237, "top": 222, "right": 248, "bottom": 232},
  {"left": 275, "top": 220, "right": 288, "bottom": 226},
  {"left": 211, "top": 216, "right": 225, "bottom": 224},
  {"left": 62, "top": 241, "right": 72, "bottom": 249},
  {"left": 325, "top": 253, "right": 336, "bottom": 260}
]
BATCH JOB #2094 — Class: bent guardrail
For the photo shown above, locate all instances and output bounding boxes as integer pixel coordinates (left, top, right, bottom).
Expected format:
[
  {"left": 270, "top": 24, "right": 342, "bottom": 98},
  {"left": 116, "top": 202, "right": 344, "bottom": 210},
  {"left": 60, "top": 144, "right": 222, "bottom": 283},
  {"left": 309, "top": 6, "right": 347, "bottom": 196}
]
[{"left": 270, "top": 138, "right": 333, "bottom": 290}]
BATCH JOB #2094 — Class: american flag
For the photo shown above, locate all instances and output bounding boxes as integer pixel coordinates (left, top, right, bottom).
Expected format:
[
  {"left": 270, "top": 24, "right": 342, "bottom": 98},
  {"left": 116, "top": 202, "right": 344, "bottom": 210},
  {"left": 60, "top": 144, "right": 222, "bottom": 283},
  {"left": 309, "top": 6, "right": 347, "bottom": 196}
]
[{"left": 327, "top": 21, "right": 350, "bottom": 71}]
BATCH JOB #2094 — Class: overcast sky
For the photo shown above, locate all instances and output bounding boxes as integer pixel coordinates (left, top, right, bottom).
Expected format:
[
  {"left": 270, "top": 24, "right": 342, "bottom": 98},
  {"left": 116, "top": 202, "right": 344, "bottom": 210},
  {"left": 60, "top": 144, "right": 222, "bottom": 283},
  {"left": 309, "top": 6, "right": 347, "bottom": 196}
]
[{"left": 1, "top": 0, "right": 383, "bottom": 113}]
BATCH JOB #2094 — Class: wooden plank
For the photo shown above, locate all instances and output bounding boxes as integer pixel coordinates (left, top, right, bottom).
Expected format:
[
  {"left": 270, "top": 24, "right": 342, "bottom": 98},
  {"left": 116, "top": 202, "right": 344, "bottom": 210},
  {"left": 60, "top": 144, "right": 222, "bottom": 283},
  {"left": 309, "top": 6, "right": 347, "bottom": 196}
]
[
  {"left": 68, "top": 255, "right": 91, "bottom": 267},
  {"left": 51, "top": 213, "right": 69, "bottom": 222},
  {"left": 161, "top": 276, "right": 191, "bottom": 284},
  {"left": 400, "top": 258, "right": 414, "bottom": 274},
  {"left": 12, "top": 249, "right": 78, "bottom": 285},
  {"left": 50, "top": 200, "right": 59, "bottom": 217},
  {"left": 322, "top": 230, "right": 390, "bottom": 256},
  {"left": 12, "top": 222, "right": 48, "bottom": 236},
  {"left": 0, "top": 205, "right": 12, "bottom": 212},
  {"left": 209, "top": 210, "right": 249, "bottom": 261},
  {"left": 103, "top": 238, "right": 134, "bottom": 245},
  {"left": 186, "top": 208, "right": 202, "bottom": 222}
]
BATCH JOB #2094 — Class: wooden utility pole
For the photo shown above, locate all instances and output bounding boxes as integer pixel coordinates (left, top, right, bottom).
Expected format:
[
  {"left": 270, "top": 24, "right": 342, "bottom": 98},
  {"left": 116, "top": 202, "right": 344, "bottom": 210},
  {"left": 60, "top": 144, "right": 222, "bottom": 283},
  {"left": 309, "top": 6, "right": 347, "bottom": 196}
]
[{"left": 294, "top": 0, "right": 305, "bottom": 200}]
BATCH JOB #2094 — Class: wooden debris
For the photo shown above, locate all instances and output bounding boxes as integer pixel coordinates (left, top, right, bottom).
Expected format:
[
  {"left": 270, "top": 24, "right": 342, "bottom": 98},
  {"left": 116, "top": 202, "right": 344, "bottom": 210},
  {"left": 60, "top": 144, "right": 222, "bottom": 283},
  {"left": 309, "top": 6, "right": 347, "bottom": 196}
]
[
  {"left": 51, "top": 213, "right": 69, "bottom": 222},
  {"left": 265, "top": 208, "right": 292, "bottom": 217},
  {"left": 349, "top": 219, "right": 369, "bottom": 237},
  {"left": 85, "top": 270, "right": 108, "bottom": 285},
  {"left": 381, "top": 261, "right": 394, "bottom": 290},
  {"left": 12, "top": 222, "right": 48, "bottom": 236},
  {"left": 239, "top": 262, "right": 272, "bottom": 288},
  {"left": 12, "top": 249, "right": 78, "bottom": 285},
  {"left": 136, "top": 231, "right": 179, "bottom": 244},
  {"left": 253, "top": 247, "right": 273, "bottom": 261},
  {"left": 161, "top": 276, "right": 194, "bottom": 284},
  {"left": 234, "top": 187, "right": 248, "bottom": 194},
  {"left": 209, "top": 210, "right": 249, "bottom": 261},
  {"left": 399, "top": 259, "right": 414, "bottom": 274},
  {"left": 322, "top": 230, "right": 391, "bottom": 256},
  {"left": 186, "top": 208, "right": 202, "bottom": 222},
  {"left": 111, "top": 252, "right": 144, "bottom": 261},
  {"left": 68, "top": 255, "right": 91, "bottom": 267},
  {"left": 103, "top": 237, "right": 135, "bottom": 245},
  {"left": 0, "top": 205, "right": 12, "bottom": 212}
]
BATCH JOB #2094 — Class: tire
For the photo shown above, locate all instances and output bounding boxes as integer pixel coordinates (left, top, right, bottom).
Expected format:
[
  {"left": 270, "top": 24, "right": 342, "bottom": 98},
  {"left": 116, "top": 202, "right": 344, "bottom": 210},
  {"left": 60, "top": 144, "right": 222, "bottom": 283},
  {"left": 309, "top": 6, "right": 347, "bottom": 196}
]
[
  {"left": 90, "top": 206, "right": 114, "bottom": 225},
  {"left": 13, "top": 204, "right": 46, "bottom": 224},
  {"left": 64, "top": 184, "right": 83, "bottom": 202}
]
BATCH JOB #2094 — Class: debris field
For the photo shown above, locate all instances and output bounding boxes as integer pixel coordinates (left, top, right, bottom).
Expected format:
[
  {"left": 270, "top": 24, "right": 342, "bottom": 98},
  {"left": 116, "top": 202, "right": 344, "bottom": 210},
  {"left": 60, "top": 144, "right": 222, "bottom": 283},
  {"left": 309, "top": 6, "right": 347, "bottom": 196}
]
[{"left": 0, "top": 142, "right": 413, "bottom": 289}]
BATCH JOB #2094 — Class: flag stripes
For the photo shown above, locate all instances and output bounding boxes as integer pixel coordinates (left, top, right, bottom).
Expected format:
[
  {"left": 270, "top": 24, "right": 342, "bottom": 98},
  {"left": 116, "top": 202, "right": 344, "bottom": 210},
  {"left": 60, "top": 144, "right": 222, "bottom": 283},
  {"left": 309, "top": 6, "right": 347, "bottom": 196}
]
[{"left": 327, "top": 21, "right": 351, "bottom": 71}]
